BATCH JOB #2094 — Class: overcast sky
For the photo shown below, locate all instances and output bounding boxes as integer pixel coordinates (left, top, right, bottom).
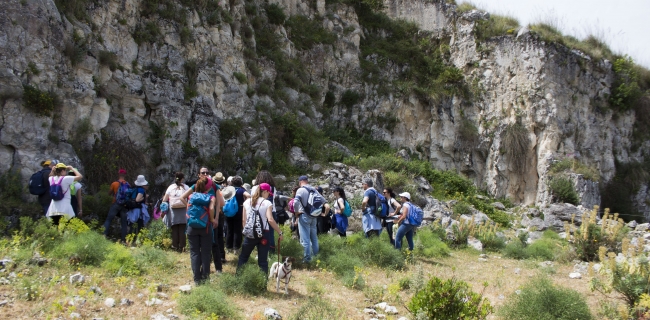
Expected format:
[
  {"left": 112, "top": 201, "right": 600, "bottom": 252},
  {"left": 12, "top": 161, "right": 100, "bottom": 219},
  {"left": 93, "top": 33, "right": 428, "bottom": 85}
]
[{"left": 467, "top": 0, "right": 650, "bottom": 68}]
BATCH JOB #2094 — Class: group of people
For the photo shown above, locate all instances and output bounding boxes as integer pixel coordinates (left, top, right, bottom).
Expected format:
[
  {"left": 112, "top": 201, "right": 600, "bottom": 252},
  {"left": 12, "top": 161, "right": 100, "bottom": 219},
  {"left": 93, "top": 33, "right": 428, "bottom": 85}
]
[{"left": 30, "top": 160, "right": 421, "bottom": 286}]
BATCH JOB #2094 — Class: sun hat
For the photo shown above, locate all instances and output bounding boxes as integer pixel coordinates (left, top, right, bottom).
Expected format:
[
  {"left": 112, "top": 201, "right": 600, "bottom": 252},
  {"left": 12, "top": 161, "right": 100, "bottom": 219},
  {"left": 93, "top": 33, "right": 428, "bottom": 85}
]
[
  {"left": 55, "top": 163, "right": 67, "bottom": 169},
  {"left": 222, "top": 186, "right": 236, "bottom": 201},
  {"left": 398, "top": 192, "right": 411, "bottom": 200},
  {"left": 213, "top": 172, "right": 226, "bottom": 184},
  {"left": 259, "top": 183, "right": 273, "bottom": 196},
  {"left": 134, "top": 175, "right": 148, "bottom": 186},
  {"left": 298, "top": 175, "right": 309, "bottom": 182},
  {"left": 118, "top": 168, "right": 127, "bottom": 175}
]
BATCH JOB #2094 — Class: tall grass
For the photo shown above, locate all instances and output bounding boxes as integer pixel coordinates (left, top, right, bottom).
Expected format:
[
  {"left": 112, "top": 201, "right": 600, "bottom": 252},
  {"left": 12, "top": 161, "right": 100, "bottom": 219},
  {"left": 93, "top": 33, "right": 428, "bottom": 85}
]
[
  {"left": 178, "top": 283, "right": 240, "bottom": 319},
  {"left": 529, "top": 23, "right": 615, "bottom": 62}
]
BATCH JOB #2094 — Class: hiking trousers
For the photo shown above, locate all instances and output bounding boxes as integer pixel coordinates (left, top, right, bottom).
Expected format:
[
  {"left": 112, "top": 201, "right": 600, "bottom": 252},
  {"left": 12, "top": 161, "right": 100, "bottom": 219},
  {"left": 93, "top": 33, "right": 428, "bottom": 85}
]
[
  {"left": 298, "top": 213, "right": 319, "bottom": 263},
  {"left": 171, "top": 224, "right": 186, "bottom": 252},
  {"left": 188, "top": 230, "right": 212, "bottom": 284},
  {"left": 237, "top": 232, "right": 270, "bottom": 275},
  {"left": 225, "top": 213, "right": 242, "bottom": 250},
  {"left": 395, "top": 224, "right": 417, "bottom": 251},
  {"left": 104, "top": 203, "right": 128, "bottom": 242}
]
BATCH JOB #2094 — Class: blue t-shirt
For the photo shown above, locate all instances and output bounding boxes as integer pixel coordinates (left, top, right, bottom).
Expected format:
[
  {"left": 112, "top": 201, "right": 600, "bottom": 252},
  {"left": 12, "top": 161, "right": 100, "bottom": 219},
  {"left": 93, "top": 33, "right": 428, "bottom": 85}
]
[{"left": 364, "top": 188, "right": 376, "bottom": 211}]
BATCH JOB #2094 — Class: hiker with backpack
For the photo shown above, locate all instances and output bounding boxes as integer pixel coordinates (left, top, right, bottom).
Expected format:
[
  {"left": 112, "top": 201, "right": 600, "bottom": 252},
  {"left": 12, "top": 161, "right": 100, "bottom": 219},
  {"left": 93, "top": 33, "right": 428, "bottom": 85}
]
[
  {"left": 383, "top": 188, "right": 402, "bottom": 245},
  {"left": 162, "top": 172, "right": 189, "bottom": 252},
  {"left": 250, "top": 171, "right": 278, "bottom": 250},
  {"left": 68, "top": 171, "right": 83, "bottom": 217},
  {"left": 30, "top": 159, "right": 56, "bottom": 215},
  {"left": 225, "top": 176, "right": 250, "bottom": 255},
  {"left": 182, "top": 177, "right": 218, "bottom": 285},
  {"left": 360, "top": 178, "right": 383, "bottom": 238},
  {"left": 238, "top": 183, "right": 284, "bottom": 274},
  {"left": 181, "top": 168, "right": 226, "bottom": 273},
  {"left": 330, "top": 186, "right": 350, "bottom": 237},
  {"left": 316, "top": 187, "right": 332, "bottom": 235},
  {"left": 394, "top": 192, "right": 424, "bottom": 251},
  {"left": 288, "top": 186, "right": 300, "bottom": 239},
  {"left": 294, "top": 176, "right": 323, "bottom": 263},
  {"left": 103, "top": 168, "right": 130, "bottom": 242},
  {"left": 212, "top": 172, "right": 227, "bottom": 264},
  {"left": 126, "top": 175, "right": 151, "bottom": 236},
  {"left": 46, "top": 163, "right": 83, "bottom": 225}
]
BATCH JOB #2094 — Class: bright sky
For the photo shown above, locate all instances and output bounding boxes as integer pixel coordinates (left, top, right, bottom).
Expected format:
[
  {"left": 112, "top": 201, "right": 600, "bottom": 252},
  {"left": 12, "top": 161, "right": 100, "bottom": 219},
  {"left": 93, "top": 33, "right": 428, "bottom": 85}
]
[{"left": 468, "top": 0, "right": 650, "bottom": 68}]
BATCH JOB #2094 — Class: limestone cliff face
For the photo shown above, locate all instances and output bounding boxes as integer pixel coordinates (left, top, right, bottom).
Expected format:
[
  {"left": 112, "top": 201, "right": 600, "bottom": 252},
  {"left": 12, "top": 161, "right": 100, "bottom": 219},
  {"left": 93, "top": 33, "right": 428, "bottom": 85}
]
[{"left": 0, "top": 0, "right": 647, "bottom": 209}]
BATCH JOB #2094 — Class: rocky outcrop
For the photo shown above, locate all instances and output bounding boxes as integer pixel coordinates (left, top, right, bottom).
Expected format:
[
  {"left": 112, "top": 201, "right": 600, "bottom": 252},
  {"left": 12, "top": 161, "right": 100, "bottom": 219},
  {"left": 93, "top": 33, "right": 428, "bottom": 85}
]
[{"left": 0, "top": 0, "right": 647, "bottom": 213}]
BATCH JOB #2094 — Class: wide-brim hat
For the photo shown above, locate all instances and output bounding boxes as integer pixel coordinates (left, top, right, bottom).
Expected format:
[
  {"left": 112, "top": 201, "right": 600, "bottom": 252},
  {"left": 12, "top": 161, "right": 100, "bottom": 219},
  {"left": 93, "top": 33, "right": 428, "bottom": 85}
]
[
  {"left": 222, "top": 186, "right": 236, "bottom": 201},
  {"left": 213, "top": 172, "right": 226, "bottom": 183},
  {"left": 135, "top": 175, "right": 148, "bottom": 186}
]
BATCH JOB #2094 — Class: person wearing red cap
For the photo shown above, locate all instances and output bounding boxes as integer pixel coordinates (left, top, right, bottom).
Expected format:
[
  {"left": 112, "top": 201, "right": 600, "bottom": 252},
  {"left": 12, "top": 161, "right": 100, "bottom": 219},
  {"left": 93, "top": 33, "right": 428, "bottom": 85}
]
[
  {"left": 103, "top": 168, "right": 129, "bottom": 242},
  {"left": 238, "top": 182, "right": 283, "bottom": 274}
]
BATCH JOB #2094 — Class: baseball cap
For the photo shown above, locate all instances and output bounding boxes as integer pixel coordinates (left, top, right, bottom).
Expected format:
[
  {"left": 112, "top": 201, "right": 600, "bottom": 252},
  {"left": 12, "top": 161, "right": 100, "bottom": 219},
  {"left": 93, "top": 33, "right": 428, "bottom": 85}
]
[
  {"left": 118, "top": 168, "right": 127, "bottom": 175},
  {"left": 259, "top": 183, "right": 274, "bottom": 196},
  {"left": 298, "top": 175, "right": 308, "bottom": 182},
  {"left": 399, "top": 192, "right": 411, "bottom": 200}
]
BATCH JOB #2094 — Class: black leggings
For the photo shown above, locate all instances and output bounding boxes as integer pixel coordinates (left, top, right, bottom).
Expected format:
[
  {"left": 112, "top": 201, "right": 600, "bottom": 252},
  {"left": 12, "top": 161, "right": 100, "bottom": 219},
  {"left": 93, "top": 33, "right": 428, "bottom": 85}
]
[{"left": 225, "top": 214, "right": 242, "bottom": 250}]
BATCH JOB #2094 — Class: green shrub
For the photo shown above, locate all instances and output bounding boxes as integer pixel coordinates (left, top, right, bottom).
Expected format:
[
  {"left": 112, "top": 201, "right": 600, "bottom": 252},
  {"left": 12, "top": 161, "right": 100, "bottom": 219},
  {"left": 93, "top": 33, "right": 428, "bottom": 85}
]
[
  {"left": 266, "top": 3, "right": 286, "bottom": 25},
  {"left": 610, "top": 56, "right": 643, "bottom": 111},
  {"left": 133, "top": 246, "right": 175, "bottom": 270},
  {"left": 285, "top": 15, "right": 336, "bottom": 50},
  {"left": 525, "top": 238, "right": 557, "bottom": 261},
  {"left": 18, "top": 217, "right": 62, "bottom": 253},
  {"left": 233, "top": 72, "right": 247, "bottom": 84},
  {"left": 289, "top": 296, "right": 343, "bottom": 320},
  {"left": 135, "top": 219, "right": 172, "bottom": 249},
  {"left": 478, "top": 232, "right": 506, "bottom": 252},
  {"left": 219, "top": 263, "right": 267, "bottom": 295},
  {"left": 0, "top": 169, "right": 23, "bottom": 200},
  {"left": 550, "top": 158, "right": 600, "bottom": 181},
  {"left": 452, "top": 201, "right": 472, "bottom": 216},
  {"left": 410, "top": 276, "right": 493, "bottom": 319},
  {"left": 179, "top": 26, "right": 193, "bottom": 45},
  {"left": 499, "top": 277, "right": 592, "bottom": 320},
  {"left": 133, "top": 22, "right": 163, "bottom": 45},
  {"left": 54, "top": 0, "right": 92, "bottom": 22},
  {"left": 178, "top": 283, "right": 239, "bottom": 318},
  {"left": 413, "top": 228, "right": 450, "bottom": 258},
  {"left": 22, "top": 85, "right": 61, "bottom": 116},
  {"left": 97, "top": 50, "right": 119, "bottom": 71},
  {"left": 340, "top": 90, "right": 360, "bottom": 108},
  {"left": 549, "top": 176, "right": 579, "bottom": 205},
  {"left": 476, "top": 14, "right": 520, "bottom": 40},
  {"left": 53, "top": 231, "right": 110, "bottom": 266},
  {"left": 102, "top": 243, "right": 141, "bottom": 276},
  {"left": 503, "top": 239, "right": 528, "bottom": 260}
]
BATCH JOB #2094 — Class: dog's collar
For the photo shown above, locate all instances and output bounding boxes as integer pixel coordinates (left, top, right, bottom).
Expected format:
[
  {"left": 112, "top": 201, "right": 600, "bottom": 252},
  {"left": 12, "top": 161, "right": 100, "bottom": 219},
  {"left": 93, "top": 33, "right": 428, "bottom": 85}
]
[{"left": 281, "top": 264, "right": 292, "bottom": 275}]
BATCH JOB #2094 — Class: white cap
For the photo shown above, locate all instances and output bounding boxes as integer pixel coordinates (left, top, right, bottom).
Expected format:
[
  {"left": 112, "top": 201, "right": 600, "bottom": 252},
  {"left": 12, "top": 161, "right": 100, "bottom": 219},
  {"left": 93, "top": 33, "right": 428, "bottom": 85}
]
[{"left": 398, "top": 192, "right": 411, "bottom": 200}]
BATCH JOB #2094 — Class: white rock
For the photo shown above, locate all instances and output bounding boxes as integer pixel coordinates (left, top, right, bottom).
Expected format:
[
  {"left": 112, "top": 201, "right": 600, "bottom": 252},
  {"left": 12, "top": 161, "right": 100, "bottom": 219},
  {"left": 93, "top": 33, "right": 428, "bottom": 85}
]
[
  {"left": 569, "top": 272, "right": 582, "bottom": 279},
  {"left": 593, "top": 263, "right": 602, "bottom": 272},
  {"left": 104, "top": 298, "right": 115, "bottom": 308},
  {"left": 385, "top": 306, "right": 398, "bottom": 314},
  {"left": 374, "top": 302, "right": 388, "bottom": 310},
  {"left": 146, "top": 298, "right": 163, "bottom": 306},
  {"left": 539, "top": 261, "right": 553, "bottom": 268},
  {"left": 179, "top": 285, "right": 192, "bottom": 293},
  {"left": 156, "top": 292, "right": 168, "bottom": 299},
  {"left": 69, "top": 273, "right": 85, "bottom": 284},
  {"left": 467, "top": 237, "right": 483, "bottom": 251},
  {"left": 514, "top": 268, "right": 521, "bottom": 275},
  {"left": 478, "top": 258, "right": 488, "bottom": 262},
  {"left": 166, "top": 308, "right": 173, "bottom": 313},
  {"left": 397, "top": 317, "right": 409, "bottom": 320},
  {"left": 150, "top": 314, "right": 170, "bottom": 320},
  {"left": 120, "top": 298, "right": 132, "bottom": 306},
  {"left": 70, "top": 312, "right": 81, "bottom": 319},
  {"left": 264, "top": 307, "right": 282, "bottom": 320},
  {"left": 377, "top": 314, "right": 386, "bottom": 319},
  {"left": 364, "top": 308, "right": 377, "bottom": 315}
]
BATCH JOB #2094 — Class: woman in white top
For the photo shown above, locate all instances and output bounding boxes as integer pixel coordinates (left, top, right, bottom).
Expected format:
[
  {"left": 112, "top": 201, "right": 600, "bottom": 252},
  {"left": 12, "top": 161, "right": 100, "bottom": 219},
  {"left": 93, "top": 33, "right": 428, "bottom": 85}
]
[
  {"left": 383, "top": 188, "right": 402, "bottom": 246},
  {"left": 47, "top": 163, "right": 83, "bottom": 225},
  {"left": 162, "top": 172, "right": 190, "bottom": 252},
  {"left": 237, "top": 183, "right": 283, "bottom": 275}
]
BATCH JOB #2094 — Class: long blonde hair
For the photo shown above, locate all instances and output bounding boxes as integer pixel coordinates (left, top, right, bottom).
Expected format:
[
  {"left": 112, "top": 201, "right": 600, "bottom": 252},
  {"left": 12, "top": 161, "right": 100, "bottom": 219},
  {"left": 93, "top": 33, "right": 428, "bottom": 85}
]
[{"left": 251, "top": 186, "right": 263, "bottom": 206}]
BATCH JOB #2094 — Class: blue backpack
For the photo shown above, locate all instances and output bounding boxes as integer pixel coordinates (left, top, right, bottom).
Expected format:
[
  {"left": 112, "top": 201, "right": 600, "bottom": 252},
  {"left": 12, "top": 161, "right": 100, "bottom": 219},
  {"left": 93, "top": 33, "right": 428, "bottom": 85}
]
[
  {"left": 407, "top": 202, "right": 424, "bottom": 226},
  {"left": 115, "top": 181, "right": 131, "bottom": 205},
  {"left": 223, "top": 195, "right": 239, "bottom": 217},
  {"left": 49, "top": 177, "right": 67, "bottom": 201},
  {"left": 29, "top": 169, "right": 49, "bottom": 195},
  {"left": 187, "top": 193, "right": 213, "bottom": 230},
  {"left": 374, "top": 189, "right": 389, "bottom": 218},
  {"left": 343, "top": 200, "right": 352, "bottom": 217}
]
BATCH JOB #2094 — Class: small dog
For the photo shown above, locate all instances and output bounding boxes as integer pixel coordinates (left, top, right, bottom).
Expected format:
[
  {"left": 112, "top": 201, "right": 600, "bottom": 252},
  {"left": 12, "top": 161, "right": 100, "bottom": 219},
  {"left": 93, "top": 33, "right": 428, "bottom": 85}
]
[{"left": 269, "top": 256, "right": 295, "bottom": 294}]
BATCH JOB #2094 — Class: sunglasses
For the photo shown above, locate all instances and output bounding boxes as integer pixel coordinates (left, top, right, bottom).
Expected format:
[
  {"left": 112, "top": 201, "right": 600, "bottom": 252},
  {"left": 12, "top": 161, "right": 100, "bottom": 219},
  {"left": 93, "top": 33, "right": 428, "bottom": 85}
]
[{"left": 200, "top": 172, "right": 209, "bottom": 175}]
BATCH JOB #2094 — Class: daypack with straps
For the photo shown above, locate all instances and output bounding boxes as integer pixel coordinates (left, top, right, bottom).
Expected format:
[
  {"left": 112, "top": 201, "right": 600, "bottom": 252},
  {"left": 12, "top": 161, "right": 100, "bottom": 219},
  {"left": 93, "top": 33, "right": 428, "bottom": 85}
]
[
  {"left": 49, "top": 177, "right": 67, "bottom": 201},
  {"left": 29, "top": 169, "right": 49, "bottom": 195},
  {"left": 406, "top": 202, "right": 424, "bottom": 227},
  {"left": 373, "top": 189, "right": 389, "bottom": 218},
  {"left": 115, "top": 181, "right": 131, "bottom": 205},
  {"left": 222, "top": 190, "right": 239, "bottom": 217},
  {"left": 242, "top": 201, "right": 265, "bottom": 239},
  {"left": 124, "top": 187, "right": 143, "bottom": 209},
  {"left": 186, "top": 193, "right": 213, "bottom": 231},
  {"left": 343, "top": 200, "right": 353, "bottom": 217},
  {"left": 301, "top": 186, "right": 325, "bottom": 217},
  {"left": 169, "top": 185, "right": 187, "bottom": 209}
]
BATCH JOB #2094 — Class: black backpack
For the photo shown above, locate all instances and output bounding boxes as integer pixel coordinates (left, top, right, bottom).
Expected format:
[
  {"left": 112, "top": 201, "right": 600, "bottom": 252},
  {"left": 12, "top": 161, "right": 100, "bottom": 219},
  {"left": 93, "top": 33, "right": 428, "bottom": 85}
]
[{"left": 29, "top": 169, "right": 49, "bottom": 195}]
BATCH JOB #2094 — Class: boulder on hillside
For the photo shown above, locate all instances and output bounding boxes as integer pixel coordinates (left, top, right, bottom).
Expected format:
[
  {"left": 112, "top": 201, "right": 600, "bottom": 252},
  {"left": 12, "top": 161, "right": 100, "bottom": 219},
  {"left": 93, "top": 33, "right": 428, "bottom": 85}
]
[
  {"left": 288, "top": 146, "right": 309, "bottom": 169},
  {"left": 542, "top": 203, "right": 586, "bottom": 232},
  {"left": 365, "top": 170, "right": 384, "bottom": 192},
  {"left": 327, "top": 141, "right": 353, "bottom": 157}
]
